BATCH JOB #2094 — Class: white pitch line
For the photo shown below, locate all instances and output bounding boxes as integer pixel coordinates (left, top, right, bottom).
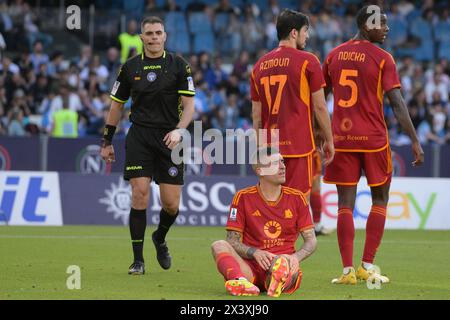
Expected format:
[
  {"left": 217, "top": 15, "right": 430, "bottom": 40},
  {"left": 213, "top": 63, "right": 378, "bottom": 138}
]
[{"left": 0, "top": 235, "right": 450, "bottom": 245}]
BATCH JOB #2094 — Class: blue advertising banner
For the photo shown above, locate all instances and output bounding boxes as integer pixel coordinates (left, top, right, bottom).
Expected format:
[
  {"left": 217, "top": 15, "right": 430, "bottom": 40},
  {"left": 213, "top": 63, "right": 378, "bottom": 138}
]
[
  {"left": 0, "top": 137, "right": 40, "bottom": 171},
  {"left": 47, "top": 137, "right": 125, "bottom": 174},
  {"left": 60, "top": 173, "right": 258, "bottom": 225},
  {"left": 440, "top": 145, "right": 450, "bottom": 177},
  {"left": 58, "top": 173, "right": 450, "bottom": 229}
]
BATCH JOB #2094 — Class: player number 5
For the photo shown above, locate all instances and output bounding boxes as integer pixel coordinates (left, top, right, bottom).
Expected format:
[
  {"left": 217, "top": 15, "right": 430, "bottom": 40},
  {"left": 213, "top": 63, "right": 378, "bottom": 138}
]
[{"left": 338, "top": 69, "right": 358, "bottom": 108}]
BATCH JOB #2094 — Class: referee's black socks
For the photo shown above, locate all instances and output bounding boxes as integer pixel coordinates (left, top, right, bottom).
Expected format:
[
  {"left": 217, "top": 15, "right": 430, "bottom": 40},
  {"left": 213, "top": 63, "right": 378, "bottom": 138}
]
[
  {"left": 129, "top": 208, "right": 147, "bottom": 262},
  {"left": 154, "top": 208, "right": 179, "bottom": 243}
]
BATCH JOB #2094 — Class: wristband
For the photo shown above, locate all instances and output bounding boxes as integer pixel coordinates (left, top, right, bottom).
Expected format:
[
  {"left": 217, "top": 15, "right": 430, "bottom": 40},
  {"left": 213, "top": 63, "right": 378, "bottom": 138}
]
[{"left": 103, "top": 124, "right": 116, "bottom": 143}]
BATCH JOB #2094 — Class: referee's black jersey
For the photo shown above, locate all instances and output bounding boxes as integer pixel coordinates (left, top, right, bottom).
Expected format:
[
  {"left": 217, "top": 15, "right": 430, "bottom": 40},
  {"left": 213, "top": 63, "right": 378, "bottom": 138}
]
[{"left": 110, "top": 51, "right": 195, "bottom": 129}]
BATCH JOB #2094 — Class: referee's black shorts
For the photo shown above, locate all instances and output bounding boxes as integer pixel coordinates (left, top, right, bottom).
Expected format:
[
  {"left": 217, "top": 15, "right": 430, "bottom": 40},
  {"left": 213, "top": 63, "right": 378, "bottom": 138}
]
[{"left": 124, "top": 124, "right": 184, "bottom": 185}]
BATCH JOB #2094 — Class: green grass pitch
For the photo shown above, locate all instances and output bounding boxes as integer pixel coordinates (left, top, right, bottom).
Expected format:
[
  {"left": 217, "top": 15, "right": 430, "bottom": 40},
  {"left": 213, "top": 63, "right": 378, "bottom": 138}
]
[{"left": 1, "top": 226, "right": 450, "bottom": 300}]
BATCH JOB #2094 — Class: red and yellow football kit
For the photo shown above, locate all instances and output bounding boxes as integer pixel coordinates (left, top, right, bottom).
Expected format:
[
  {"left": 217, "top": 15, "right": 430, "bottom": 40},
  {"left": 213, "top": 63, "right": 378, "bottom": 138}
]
[
  {"left": 226, "top": 185, "right": 314, "bottom": 291},
  {"left": 251, "top": 46, "right": 326, "bottom": 193},
  {"left": 322, "top": 39, "right": 400, "bottom": 186}
]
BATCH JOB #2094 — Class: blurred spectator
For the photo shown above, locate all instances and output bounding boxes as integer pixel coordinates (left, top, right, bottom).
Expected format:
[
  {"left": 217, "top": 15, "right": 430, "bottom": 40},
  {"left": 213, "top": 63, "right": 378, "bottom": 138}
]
[
  {"left": 80, "top": 54, "right": 109, "bottom": 89},
  {"left": 425, "top": 73, "right": 449, "bottom": 105},
  {"left": 28, "top": 73, "right": 50, "bottom": 113},
  {"left": 397, "top": 0, "right": 415, "bottom": 17},
  {"left": 0, "top": 2, "right": 13, "bottom": 36},
  {"left": 51, "top": 102, "right": 78, "bottom": 138},
  {"left": 105, "top": 47, "right": 121, "bottom": 91},
  {"left": 204, "top": 55, "right": 228, "bottom": 90},
  {"left": 186, "top": 1, "right": 206, "bottom": 12},
  {"left": 226, "top": 13, "right": 242, "bottom": 58},
  {"left": 223, "top": 93, "right": 239, "bottom": 129},
  {"left": 47, "top": 83, "right": 82, "bottom": 131},
  {"left": 1, "top": 55, "right": 20, "bottom": 75},
  {"left": 118, "top": 19, "right": 143, "bottom": 64},
  {"left": 162, "top": 0, "right": 181, "bottom": 12},
  {"left": 76, "top": 45, "right": 92, "bottom": 71},
  {"left": 6, "top": 88, "right": 31, "bottom": 136},
  {"left": 30, "top": 40, "right": 49, "bottom": 74},
  {"left": 67, "top": 63, "right": 81, "bottom": 89},
  {"left": 23, "top": 2, "right": 52, "bottom": 50},
  {"left": 263, "top": 0, "right": 281, "bottom": 23},
  {"left": 241, "top": 5, "right": 264, "bottom": 55},
  {"left": 8, "top": 0, "right": 25, "bottom": 37},
  {"left": 7, "top": 107, "right": 25, "bottom": 136},
  {"left": 188, "top": 53, "right": 199, "bottom": 74},
  {"left": 47, "top": 51, "right": 64, "bottom": 79},
  {"left": 265, "top": 15, "right": 278, "bottom": 50},
  {"left": 417, "top": 114, "right": 443, "bottom": 145},
  {"left": 198, "top": 52, "right": 211, "bottom": 74},
  {"left": 232, "top": 51, "right": 250, "bottom": 81},
  {"left": 225, "top": 74, "right": 240, "bottom": 96},
  {"left": 210, "top": 106, "right": 225, "bottom": 132},
  {"left": 431, "top": 103, "right": 448, "bottom": 139},
  {"left": 145, "top": 0, "right": 163, "bottom": 15}
]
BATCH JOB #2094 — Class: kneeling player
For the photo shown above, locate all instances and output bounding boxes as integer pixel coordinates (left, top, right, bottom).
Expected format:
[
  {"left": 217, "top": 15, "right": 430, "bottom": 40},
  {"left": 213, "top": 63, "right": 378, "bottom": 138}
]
[{"left": 211, "top": 148, "right": 317, "bottom": 297}]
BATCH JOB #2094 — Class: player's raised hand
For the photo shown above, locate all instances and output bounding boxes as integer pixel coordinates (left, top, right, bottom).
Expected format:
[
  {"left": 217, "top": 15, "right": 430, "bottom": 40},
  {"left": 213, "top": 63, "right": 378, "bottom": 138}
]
[
  {"left": 411, "top": 141, "right": 424, "bottom": 167},
  {"left": 101, "top": 144, "right": 115, "bottom": 163},
  {"left": 253, "top": 249, "right": 276, "bottom": 271}
]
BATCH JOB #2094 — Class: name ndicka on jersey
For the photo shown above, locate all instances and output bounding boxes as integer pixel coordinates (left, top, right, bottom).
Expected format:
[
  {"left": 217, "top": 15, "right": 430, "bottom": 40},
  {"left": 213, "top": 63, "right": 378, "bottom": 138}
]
[{"left": 337, "top": 51, "right": 366, "bottom": 62}]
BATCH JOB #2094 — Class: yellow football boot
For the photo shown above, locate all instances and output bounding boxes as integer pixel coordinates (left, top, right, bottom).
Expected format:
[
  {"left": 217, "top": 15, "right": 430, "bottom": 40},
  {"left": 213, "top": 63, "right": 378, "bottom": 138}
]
[
  {"left": 356, "top": 264, "right": 390, "bottom": 283},
  {"left": 225, "top": 278, "right": 260, "bottom": 296},
  {"left": 267, "top": 256, "right": 290, "bottom": 297},
  {"left": 331, "top": 267, "right": 357, "bottom": 285}
]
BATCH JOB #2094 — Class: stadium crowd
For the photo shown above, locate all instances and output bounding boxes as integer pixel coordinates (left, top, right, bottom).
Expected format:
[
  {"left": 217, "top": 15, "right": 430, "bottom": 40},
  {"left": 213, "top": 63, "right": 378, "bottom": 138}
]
[{"left": 0, "top": 0, "right": 450, "bottom": 145}]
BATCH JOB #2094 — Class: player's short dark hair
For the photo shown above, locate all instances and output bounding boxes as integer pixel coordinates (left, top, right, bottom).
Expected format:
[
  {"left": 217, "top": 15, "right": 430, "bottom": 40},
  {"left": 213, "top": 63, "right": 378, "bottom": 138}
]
[
  {"left": 251, "top": 146, "right": 281, "bottom": 169},
  {"left": 356, "top": 5, "right": 385, "bottom": 29},
  {"left": 276, "top": 9, "right": 310, "bottom": 41},
  {"left": 141, "top": 16, "right": 164, "bottom": 31}
]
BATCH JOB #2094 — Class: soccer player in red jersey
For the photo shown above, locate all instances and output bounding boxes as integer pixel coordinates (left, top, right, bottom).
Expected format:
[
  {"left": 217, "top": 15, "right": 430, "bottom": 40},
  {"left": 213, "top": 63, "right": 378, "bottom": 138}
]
[
  {"left": 322, "top": 5, "right": 424, "bottom": 284},
  {"left": 211, "top": 148, "right": 317, "bottom": 297},
  {"left": 251, "top": 9, "right": 334, "bottom": 197}
]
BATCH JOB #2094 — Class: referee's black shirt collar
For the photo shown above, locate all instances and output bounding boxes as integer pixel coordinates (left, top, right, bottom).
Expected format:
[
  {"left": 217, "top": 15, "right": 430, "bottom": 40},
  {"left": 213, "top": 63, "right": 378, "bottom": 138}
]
[{"left": 141, "top": 50, "right": 166, "bottom": 60}]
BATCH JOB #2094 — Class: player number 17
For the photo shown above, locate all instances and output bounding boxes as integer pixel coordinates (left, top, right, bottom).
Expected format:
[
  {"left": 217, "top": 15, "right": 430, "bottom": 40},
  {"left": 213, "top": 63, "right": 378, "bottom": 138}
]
[{"left": 260, "top": 75, "right": 287, "bottom": 115}]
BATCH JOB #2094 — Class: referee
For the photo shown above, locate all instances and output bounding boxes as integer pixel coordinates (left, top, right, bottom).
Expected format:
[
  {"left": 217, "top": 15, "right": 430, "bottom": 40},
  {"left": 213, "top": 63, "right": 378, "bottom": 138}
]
[{"left": 100, "top": 16, "right": 195, "bottom": 275}]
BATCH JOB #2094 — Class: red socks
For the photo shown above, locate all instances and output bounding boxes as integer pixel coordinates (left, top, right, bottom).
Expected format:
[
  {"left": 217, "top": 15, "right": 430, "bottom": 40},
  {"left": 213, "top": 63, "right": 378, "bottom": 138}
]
[
  {"left": 362, "top": 205, "right": 387, "bottom": 264},
  {"left": 310, "top": 192, "right": 322, "bottom": 224},
  {"left": 337, "top": 207, "right": 355, "bottom": 268},
  {"left": 215, "top": 253, "right": 244, "bottom": 280}
]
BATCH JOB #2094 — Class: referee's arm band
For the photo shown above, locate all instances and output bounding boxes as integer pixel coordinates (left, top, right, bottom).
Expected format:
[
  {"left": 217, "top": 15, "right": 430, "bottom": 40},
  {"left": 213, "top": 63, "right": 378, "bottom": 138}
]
[
  {"left": 178, "top": 90, "right": 195, "bottom": 96},
  {"left": 110, "top": 95, "right": 128, "bottom": 103}
]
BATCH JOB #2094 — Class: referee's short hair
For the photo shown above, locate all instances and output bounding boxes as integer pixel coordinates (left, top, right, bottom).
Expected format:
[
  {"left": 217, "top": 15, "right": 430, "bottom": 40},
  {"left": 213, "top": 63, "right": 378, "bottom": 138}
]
[
  {"left": 141, "top": 16, "right": 164, "bottom": 32},
  {"left": 276, "top": 9, "right": 310, "bottom": 41}
]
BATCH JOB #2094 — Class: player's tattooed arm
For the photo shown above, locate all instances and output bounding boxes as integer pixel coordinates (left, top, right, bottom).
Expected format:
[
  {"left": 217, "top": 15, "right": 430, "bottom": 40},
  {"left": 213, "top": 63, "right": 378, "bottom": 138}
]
[
  {"left": 226, "top": 231, "right": 257, "bottom": 259},
  {"left": 387, "top": 88, "right": 424, "bottom": 166},
  {"left": 294, "top": 228, "right": 317, "bottom": 263},
  {"left": 387, "top": 89, "right": 420, "bottom": 144}
]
